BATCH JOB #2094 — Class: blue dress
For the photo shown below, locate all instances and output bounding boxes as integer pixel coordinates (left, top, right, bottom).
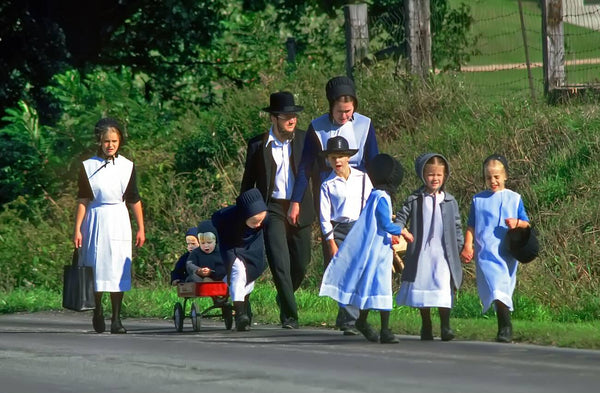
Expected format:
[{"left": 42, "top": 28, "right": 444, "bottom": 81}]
[
  {"left": 467, "top": 189, "right": 529, "bottom": 312},
  {"left": 319, "top": 190, "right": 401, "bottom": 311}
]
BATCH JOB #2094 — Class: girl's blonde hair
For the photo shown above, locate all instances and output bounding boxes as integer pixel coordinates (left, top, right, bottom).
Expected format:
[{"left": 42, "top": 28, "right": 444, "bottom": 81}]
[{"left": 198, "top": 232, "right": 216, "bottom": 243}]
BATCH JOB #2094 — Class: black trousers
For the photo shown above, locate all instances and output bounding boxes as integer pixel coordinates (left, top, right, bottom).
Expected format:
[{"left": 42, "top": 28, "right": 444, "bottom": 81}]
[{"left": 264, "top": 199, "right": 312, "bottom": 323}]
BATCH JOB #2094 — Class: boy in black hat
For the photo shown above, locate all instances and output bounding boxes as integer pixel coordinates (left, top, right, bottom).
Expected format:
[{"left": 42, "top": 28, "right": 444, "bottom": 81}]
[
  {"left": 240, "top": 91, "right": 314, "bottom": 329},
  {"left": 319, "top": 135, "right": 373, "bottom": 335},
  {"left": 320, "top": 153, "right": 404, "bottom": 343},
  {"left": 212, "top": 188, "right": 268, "bottom": 331}
]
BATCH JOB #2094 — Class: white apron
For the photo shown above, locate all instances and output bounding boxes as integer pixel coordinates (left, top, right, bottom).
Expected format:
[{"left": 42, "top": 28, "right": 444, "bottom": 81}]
[{"left": 80, "top": 155, "right": 134, "bottom": 292}]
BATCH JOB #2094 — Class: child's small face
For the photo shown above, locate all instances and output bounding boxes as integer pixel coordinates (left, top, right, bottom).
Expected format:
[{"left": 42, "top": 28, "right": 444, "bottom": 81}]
[
  {"left": 186, "top": 236, "right": 199, "bottom": 252},
  {"left": 485, "top": 162, "right": 507, "bottom": 192},
  {"left": 423, "top": 163, "right": 446, "bottom": 194},
  {"left": 200, "top": 240, "right": 216, "bottom": 254},
  {"left": 246, "top": 211, "right": 267, "bottom": 229},
  {"left": 327, "top": 154, "right": 350, "bottom": 176}
]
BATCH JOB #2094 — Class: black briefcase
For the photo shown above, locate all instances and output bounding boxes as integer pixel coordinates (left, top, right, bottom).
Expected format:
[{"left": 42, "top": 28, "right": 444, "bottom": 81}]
[{"left": 62, "top": 249, "right": 96, "bottom": 311}]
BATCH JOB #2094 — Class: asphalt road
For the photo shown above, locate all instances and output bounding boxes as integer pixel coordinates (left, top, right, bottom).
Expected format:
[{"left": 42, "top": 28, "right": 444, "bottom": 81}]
[{"left": 1, "top": 311, "right": 599, "bottom": 393}]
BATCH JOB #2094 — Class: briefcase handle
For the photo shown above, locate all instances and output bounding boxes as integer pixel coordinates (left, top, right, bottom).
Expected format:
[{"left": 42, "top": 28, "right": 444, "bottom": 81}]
[{"left": 72, "top": 249, "right": 80, "bottom": 267}]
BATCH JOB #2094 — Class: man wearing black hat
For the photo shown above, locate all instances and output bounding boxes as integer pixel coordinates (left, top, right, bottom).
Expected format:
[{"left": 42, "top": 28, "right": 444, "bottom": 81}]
[{"left": 240, "top": 91, "right": 314, "bottom": 329}]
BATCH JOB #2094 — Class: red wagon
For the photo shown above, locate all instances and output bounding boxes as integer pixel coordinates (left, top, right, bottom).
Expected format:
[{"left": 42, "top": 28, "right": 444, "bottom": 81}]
[{"left": 173, "top": 281, "right": 233, "bottom": 332}]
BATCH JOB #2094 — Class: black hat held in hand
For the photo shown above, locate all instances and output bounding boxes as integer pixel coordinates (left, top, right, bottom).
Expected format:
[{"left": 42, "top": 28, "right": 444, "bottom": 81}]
[
  {"left": 319, "top": 136, "right": 358, "bottom": 157},
  {"left": 506, "top": 226, "right": 539, "bottom": 263},
  {"left": 262, "top": 91, "right": 304, "bottom": 114}
]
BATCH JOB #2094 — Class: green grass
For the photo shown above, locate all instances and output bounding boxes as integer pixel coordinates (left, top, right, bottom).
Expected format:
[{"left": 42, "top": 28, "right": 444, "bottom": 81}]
[
  {"left": 3, "top": 283, "right": 600, "bottom": 349},
  {"left": 447, "top": 0, "right": 600, "bottom": 98}
]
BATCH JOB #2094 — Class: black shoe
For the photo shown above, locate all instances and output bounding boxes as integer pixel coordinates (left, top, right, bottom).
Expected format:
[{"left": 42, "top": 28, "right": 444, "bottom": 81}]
[
  {"left": 441, "top": 327, "right": 455, "bottom": 341},
  {"left": 380, "top": 328, "right": 399, "bottom": 344},
  {"left": 496, "top": 326, "right": 512, "bottom": 343},
  {"left": 282, "top": 318, "right": 299, "bottom": 329},
  {"left": 420, "top": 327, "right": 434, "bottom": 341},
  {"left": 355, "top": 320, "right": 379, "bottom": 342},
  {"left": 236, "top": 314, "right": 250, "bottom": 331},
  {"left": 92, "top": 313, "right": 105, "bottom": 333},
  {"left": 110, "top": 319, "right": 126, "bottom": 334}
]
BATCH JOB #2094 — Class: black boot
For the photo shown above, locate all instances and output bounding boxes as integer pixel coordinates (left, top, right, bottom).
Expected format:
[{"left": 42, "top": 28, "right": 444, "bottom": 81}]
[
  {"left": 420, "top": 308, "right": 433, "bottom": 340},
  {"left": 234, "top": 301, "right": 250, "bottom": 331},
  {"left": 496, "top": 302, "right": 512, "bottom": 343},
  {"left": 439, "top": 307, "right": 455, "bottom": 342},
  {"left": 110, "top": 292, "right": 127, "bottom": 334},
  {"left": 244, "top": 295, "right": 253, "bottom": 326},
  {"left": 92, "top": 293, "right": 105, "bottom": 333}
]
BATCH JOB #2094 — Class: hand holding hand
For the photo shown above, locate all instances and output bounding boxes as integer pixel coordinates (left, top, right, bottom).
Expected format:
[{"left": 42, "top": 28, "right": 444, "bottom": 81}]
[{"left": 460, "top": 246, "right": 473, "bottom": 264}]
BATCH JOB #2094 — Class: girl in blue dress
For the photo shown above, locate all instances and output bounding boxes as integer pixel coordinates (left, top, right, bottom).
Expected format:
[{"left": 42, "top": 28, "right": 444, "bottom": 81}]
[
  {"left": 460, "top": 154, "right": 531, "bottom": 343},
  {"left": 320, "top": 154, "right": 404, "bottom": 344}
]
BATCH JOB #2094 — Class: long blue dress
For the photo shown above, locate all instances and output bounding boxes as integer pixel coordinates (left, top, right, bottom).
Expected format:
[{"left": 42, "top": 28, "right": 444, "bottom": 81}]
[
  {"left": 319, "top": 190, "right": 401, "bottom": 310},
  {"left": 467, "top": 189, "right": 529, "bottom": 312}
]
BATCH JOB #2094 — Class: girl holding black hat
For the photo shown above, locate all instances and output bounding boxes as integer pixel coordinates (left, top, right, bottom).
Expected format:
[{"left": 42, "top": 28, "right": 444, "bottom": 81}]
[
  {"left": 460, "top": 155, "right": 532, "bottom": 343},
  {"left": 320, "top": 154, "right": 404, "bottom": 344},
  {"left": 73, "top": 117, "right": 145, "bottom": 334}
]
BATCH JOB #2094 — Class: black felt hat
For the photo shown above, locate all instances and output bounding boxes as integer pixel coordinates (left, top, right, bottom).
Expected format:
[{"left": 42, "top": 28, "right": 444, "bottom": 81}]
[
  {"left": 236, "top": 188, "right": 267, "bottom": 220},
  {"left": 262, "top": 91, "right": 304, "bottom": 114},
  {"left": 506, "top": 226, "right": 539, "bottom": 263},
  {"left": 367, "top": 153, "right": 404, "bottom": 190},
  {"left": 319, "top": 136, "right": 358, "bottom": 157},
  {"left": 325, "top": 76, "right": 356, "bottom": 103}
]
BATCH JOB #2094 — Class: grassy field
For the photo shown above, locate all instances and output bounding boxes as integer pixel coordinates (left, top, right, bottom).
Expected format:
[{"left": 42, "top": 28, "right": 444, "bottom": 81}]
[{"left": 450, "top": 0, "right": 600, "bottom": 98}]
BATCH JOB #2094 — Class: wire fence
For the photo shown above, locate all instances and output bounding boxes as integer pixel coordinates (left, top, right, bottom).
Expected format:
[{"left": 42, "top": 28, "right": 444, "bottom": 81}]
[{"left": 363, "top": 1, "right": 600, "bottom": 100}]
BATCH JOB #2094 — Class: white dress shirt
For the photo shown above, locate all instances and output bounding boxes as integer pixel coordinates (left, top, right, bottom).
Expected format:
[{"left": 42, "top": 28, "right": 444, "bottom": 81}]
[
  {"left": 319, "top": 167, "right": 373, "bottom": 240},
  {"left": 266, "top": 127, "right": 294, "bottom": 200}
]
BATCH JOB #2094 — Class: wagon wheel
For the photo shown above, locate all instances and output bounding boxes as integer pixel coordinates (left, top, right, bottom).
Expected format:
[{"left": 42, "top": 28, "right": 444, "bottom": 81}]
[
  {"left": 191, "top": 302, "right": 201, "bottom": 332},
  {"left": 223, "top": 303, "right": 233, "bottom": 330},
  {"left": 173, "top": 302, "right": 184, "bottom": 332}
]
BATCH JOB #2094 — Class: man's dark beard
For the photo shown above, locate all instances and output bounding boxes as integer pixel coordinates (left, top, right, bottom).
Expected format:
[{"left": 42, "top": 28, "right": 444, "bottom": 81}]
[{"left": 278, "top": 129, "right": 295, "bottom": 141}]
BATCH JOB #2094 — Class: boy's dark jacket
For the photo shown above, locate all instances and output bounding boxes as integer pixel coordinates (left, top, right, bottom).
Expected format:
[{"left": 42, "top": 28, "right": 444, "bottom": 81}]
[
  {"left": 212, "top": 205, "right": 266, "bottom": 283},
  {"left": 186, "top": 247, "right": 226, "bottom": 281}
]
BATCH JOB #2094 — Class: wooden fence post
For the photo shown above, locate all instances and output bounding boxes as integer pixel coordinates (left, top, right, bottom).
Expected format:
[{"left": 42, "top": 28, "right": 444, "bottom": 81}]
[
  {"left": 344, "top": 4, "right": 369, "bottom": 79},
  {"left": 404, "top": 0, "right": 432, "bottom": 78},
  {"left": 542, "top": 0, "right": 565, "bottom": 96}
]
